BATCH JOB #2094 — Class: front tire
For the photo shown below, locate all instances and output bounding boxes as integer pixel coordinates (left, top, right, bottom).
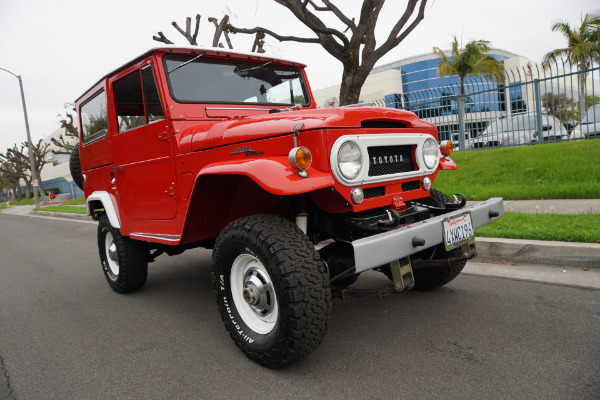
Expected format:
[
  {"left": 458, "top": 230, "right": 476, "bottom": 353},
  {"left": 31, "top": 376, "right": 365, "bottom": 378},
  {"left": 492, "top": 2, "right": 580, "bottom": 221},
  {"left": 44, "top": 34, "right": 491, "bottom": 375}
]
[
  {"left": 212, "top": 215, "right": 331, "bottom": 368},
  {"left": 98, "top": 214, "right": 148, "bottom": 293}
]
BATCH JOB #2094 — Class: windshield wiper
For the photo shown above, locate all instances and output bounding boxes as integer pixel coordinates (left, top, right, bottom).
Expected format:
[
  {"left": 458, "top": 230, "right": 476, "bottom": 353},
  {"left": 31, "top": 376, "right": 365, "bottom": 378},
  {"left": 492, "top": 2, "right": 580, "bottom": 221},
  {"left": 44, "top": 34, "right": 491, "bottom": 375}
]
[
  {"left": 235, "top": 60, "right": 274, "bottom": 74},
  {"left": 168, "top": 52, "right": 206, "bottom": 74}
]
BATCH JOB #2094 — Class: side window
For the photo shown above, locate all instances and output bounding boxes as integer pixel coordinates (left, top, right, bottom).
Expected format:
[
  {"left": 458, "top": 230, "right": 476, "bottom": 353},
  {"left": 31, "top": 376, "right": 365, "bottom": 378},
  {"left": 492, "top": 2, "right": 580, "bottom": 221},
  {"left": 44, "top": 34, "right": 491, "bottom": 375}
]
[
  {"left": 141, "top": 66, "right": 164, "bottom": 123},
  {"left": 80, "top": 90, "right": 108, "bottom": 144},
  {"left": 114, "top": 71, "right": 145, "bottom": 133}
]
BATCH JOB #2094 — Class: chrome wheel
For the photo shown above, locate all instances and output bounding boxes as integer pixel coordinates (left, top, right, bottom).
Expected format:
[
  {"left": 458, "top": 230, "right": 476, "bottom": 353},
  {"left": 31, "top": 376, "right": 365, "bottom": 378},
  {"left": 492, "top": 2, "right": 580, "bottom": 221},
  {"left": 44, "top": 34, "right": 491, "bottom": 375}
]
[
  {"left": 104, "top": 232, "right": 119, "bottom": 277},
  {"left": 230, "top": 253, "right": 278, "bottom": 334}
]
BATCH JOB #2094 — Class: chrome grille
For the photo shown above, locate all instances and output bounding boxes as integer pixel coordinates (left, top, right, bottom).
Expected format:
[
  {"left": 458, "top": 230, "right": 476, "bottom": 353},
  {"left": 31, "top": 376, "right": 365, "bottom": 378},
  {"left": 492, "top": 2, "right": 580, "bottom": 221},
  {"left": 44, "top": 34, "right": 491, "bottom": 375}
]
[{"left": 367, "top": 145, "right": 415, "bottom": 176}]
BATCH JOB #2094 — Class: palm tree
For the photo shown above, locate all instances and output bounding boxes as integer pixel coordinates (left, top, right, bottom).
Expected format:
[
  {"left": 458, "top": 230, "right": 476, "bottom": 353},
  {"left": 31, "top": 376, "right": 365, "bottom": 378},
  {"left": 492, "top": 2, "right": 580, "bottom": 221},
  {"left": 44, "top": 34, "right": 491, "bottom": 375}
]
[
  {"left": 543, "top": 12, "right": 600, "bottom": 117},
  {"left": 433, "top": 37, "right": 504, "bottom": 148}
]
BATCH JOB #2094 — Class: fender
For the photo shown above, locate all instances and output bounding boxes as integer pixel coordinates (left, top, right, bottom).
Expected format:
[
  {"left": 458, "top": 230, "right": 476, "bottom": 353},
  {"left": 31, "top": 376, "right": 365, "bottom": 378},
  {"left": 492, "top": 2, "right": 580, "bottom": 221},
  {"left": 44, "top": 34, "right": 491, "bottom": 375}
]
[
  {"left": 198, "top": 157, "right": 334, "bottom": 196},
  {"left": 439, "top": 157, "right": 457, "bottom": 170},
  {"left": 86, "top": 191, "right": 121, "bottom": 229}
]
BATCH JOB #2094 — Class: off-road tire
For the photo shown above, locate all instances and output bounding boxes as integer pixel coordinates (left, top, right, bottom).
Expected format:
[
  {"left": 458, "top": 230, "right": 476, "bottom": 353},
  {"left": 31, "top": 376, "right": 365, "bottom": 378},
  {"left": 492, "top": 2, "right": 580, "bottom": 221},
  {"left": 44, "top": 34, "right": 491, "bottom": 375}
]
[
  {"left": 69, "top": 145, "right": 84, "bottom": 190},
  {"left": 212, "top": 214, "right": 331, "bottom": 368},
  {"left": 411, "top": 245, "right": 466, "bottom": 291},
  {"left": 98, "top": 214, "right": 148, "bottom": 293},
  {"left": 420, "top": 188, "right": 450, "bottom": 208},
  {"left": 380, "top": 189, "right": 467, "bottom": 291}
]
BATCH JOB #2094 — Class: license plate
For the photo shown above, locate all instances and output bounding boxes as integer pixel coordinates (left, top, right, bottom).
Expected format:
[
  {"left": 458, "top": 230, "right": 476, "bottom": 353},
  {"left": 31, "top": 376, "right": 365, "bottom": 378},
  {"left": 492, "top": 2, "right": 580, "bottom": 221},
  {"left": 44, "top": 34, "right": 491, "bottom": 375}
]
[{"left": 442, "top": 211, "right": 475, "bottom": 251}]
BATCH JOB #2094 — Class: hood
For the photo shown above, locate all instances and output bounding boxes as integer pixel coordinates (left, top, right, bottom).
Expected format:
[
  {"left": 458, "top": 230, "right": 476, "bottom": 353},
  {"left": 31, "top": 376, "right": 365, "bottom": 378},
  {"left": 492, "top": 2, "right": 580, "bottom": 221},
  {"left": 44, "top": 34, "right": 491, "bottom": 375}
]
[{"left": 185, "top": 107, "right": 434, "bottom": 152}]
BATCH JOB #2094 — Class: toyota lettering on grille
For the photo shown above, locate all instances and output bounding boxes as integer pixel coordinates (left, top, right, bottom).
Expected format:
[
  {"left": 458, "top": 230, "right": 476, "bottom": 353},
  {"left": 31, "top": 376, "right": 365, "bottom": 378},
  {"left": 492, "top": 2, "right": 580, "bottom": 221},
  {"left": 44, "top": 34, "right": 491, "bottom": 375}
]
[{"left": 371, "top": 155, "right": 404, "bottom": 165}]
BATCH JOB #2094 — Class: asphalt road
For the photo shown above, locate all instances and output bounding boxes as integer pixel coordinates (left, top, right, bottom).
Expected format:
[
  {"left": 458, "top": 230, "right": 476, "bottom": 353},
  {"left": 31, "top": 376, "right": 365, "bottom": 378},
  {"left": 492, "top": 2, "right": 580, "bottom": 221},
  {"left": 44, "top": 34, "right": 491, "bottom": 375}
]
[{"left": 1, "top": 214, "right": 599, "bottom": 400}]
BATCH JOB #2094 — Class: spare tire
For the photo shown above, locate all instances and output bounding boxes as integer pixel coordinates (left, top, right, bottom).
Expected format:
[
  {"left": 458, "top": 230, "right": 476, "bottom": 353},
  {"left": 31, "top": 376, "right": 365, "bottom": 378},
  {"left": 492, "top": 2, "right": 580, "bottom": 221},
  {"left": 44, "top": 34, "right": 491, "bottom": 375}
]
[{"left": 70, "top": 144, "right": 84, "bottom": 190}]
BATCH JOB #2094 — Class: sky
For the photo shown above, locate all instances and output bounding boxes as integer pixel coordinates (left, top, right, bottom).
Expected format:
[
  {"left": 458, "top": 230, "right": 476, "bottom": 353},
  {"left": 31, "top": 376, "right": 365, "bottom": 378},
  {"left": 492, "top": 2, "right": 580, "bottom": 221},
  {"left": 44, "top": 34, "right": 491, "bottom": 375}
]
[{"left": 0, "top": 0, "right": 598, "bottom": 152}]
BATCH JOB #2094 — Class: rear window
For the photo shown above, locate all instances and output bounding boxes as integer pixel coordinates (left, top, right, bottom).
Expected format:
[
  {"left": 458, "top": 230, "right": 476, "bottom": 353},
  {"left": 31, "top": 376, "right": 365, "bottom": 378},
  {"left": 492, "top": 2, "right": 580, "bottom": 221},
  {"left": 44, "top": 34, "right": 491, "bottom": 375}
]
[{"left": 80, "top": 90, "right": 108, "bottom": 144}]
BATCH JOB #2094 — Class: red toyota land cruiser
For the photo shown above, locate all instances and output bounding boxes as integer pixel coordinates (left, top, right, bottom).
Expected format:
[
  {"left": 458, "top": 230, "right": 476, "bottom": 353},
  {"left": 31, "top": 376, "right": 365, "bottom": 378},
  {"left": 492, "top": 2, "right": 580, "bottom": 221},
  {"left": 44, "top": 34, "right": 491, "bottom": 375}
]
[{"left": 71, "top": 46, "right": 503, "bottom": 367}]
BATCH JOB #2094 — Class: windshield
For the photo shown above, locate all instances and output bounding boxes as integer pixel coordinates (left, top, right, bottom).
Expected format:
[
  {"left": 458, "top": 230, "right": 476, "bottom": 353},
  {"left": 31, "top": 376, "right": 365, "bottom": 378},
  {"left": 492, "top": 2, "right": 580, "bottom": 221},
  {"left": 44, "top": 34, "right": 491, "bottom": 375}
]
[
  {"left": 164, "top": 55, "right": 310, "bottom": 106},
  {"left": 580, "top": 106, "right": 600, "bottom": 124}
]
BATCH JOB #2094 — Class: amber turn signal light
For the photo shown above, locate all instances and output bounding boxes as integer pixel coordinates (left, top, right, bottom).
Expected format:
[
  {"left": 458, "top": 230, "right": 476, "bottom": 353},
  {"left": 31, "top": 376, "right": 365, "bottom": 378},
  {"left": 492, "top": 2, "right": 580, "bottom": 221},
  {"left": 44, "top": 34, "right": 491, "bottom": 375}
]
[
  {"left": 439, "top": 140, "right": 453, "bottom": 156},
  {"left": 288, "top": 147, "right": 312, "bottom": 170}
]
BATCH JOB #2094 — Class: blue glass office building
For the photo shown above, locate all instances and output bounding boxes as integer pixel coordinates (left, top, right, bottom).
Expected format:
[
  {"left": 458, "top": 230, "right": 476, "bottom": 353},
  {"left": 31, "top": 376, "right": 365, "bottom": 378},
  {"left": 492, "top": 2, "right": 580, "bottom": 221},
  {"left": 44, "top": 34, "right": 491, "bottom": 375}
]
[{"left": 372, "top": 49, "right": 519, "bottom": 117}]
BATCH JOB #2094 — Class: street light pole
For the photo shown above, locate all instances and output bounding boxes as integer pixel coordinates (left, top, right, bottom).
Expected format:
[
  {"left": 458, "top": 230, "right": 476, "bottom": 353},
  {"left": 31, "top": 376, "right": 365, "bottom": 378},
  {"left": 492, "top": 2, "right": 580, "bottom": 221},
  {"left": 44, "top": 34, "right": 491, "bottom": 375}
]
[{"left": 0, "top": 67, "right": 40, "bottom": 209}]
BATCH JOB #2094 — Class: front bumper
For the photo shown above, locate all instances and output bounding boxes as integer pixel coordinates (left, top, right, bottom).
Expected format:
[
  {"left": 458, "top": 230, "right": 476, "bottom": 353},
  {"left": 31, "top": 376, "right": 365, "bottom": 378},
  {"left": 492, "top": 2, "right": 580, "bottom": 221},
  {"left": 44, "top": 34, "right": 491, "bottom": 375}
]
[{"left": 352, "top": 197, "right": 504, "bottom": 272}]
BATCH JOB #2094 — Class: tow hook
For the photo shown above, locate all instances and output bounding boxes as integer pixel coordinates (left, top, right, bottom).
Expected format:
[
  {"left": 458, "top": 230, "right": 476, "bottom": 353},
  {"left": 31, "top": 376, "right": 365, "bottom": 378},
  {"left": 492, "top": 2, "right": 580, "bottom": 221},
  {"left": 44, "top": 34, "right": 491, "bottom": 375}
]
[
  {"left": 377, "top": 209, "right": 401, "bottom": 228},
  {"left": 377, "top": 197, "right": 406, "bottom": 228},
  {"left": 445, "top": 193, "right": 467, "bottom": 210}
]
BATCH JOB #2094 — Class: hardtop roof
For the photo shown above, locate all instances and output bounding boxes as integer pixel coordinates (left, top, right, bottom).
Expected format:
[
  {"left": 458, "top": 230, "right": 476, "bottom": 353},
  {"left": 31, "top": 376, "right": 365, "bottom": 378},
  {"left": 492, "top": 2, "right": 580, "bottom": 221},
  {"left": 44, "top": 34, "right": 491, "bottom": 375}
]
[{"left": 76, "top": 46, "right": 307, "bottom": 103}]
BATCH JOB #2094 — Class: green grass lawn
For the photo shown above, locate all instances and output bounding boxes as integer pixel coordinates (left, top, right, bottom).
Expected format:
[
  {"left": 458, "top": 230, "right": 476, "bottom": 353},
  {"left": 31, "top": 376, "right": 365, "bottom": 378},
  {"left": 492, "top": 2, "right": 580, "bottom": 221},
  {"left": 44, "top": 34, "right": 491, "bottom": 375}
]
[
  {"left": 435, "top": 139, "right": 600, "bottom": 200},
  {"left": 34, "top": 204, "right": 87, "bottom": 214},
  {"left": 59, "top": 197, "right": 85, "bottom": 206},
  {"left": 476, "top": 212, "right": 600, "bottom": 243},
  {"left": 32, "top": 197, "right": 87, "bottom": 214},
  {"left": 0, "top": 198, "right": 35, "bottom": 209}
]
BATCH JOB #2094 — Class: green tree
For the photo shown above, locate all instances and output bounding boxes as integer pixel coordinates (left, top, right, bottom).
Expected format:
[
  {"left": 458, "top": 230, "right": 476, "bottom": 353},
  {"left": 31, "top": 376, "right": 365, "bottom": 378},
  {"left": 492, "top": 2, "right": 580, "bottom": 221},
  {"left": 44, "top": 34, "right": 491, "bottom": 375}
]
[
  {"left": 434, "top": 37, "right": 504, "bottom": 101},
  {"left": 433, "top": 37, "right": 504, "bottom": 147},
  {"left": 543, "top": 12, "right": 600, "bottom": 116},
  {"left": 542, "top": 92, "right": 575, "bottom": 124}
]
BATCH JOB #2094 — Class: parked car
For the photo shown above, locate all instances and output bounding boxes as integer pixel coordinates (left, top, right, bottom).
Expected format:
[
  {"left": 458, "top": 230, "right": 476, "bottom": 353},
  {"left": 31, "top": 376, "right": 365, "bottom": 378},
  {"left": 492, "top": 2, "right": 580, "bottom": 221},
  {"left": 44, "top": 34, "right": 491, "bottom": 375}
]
[
  {"left": 468, "top": 114, "right": 568, "bottom": 149},
  {"left": 570, "top": 105, "right": 600, "bottom": 139}
]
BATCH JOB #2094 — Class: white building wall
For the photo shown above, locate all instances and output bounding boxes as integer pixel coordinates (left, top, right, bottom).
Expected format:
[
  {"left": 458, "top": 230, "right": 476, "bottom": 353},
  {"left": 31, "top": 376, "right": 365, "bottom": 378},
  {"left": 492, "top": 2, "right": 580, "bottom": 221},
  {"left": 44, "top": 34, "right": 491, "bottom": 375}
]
[{"left": 313, "top": 69, "right": 404, "bottom": 107}]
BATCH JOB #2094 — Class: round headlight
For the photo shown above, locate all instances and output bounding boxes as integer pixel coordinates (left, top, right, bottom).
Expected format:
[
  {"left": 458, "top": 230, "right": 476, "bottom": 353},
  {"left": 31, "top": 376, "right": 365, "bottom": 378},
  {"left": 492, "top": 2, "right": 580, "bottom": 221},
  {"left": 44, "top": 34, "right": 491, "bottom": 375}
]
[
  {"left": 338, "top": 141, "right": 362, "bottom": 180},
  {"left": 422, "top": 138, "right": 438, "bottom": 169}
]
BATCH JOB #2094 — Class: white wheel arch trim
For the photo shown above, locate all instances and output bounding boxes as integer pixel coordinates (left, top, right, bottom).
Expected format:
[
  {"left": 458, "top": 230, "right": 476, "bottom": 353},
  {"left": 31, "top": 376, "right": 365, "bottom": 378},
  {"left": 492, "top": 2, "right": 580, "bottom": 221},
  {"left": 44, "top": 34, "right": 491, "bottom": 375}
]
[{"left": 86, "top": 191, "right": 121, "bottom": 229}]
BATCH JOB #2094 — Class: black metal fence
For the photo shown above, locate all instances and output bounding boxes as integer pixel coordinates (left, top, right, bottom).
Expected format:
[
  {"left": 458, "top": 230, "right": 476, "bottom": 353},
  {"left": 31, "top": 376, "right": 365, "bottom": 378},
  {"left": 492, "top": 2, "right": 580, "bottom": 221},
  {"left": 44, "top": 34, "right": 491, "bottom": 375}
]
[{"left": 371, "top": 56, "right": 600, "bottom": 150}]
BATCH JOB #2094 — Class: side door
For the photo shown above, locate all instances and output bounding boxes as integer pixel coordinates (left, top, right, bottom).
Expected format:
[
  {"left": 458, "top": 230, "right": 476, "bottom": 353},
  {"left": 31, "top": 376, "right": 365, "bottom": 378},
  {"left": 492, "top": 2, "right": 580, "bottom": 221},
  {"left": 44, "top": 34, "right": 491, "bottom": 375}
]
[{"left": 111, "top": 63, "right": 177, "bottom": 220}]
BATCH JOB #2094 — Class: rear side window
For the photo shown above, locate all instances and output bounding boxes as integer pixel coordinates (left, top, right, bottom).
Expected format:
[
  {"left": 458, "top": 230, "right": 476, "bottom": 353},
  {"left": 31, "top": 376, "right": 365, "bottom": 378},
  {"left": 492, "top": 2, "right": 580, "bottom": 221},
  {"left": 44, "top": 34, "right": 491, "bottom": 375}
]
[{"left": 80, "top": 90, "right": 108, "bottom": 144}]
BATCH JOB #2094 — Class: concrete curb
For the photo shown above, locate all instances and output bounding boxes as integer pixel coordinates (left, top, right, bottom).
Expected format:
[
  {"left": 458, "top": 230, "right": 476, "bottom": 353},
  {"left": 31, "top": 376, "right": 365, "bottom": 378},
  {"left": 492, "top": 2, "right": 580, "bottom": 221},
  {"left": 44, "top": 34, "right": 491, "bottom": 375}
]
[
  {"left": 475, "top": 237, "right": 600, "bottom": 269},
  {"left": 30, "top": 210, "right": 94, "bottom": 221},
  {"left": 9, "top": 208, "right": 600, "bottom": 269}
]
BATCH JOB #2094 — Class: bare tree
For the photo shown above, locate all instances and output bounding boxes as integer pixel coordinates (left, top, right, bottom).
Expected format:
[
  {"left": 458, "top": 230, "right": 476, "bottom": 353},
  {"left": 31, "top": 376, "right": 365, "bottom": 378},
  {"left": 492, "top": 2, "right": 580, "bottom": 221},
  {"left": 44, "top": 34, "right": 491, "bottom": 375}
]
[
  {"left": 53, "top": 103, "right": 79, "bottom": 156},
  {"left": 154, "top": 14, "right": 234, "bottom": 49},
  {"left": 154, "top": 15, "right": 201, "bottom": 46},
  {"left": 30, "top": 139, "right": 51, "bottom": 196},
  {"left": 153, "top": 1, "right": 429, "bottom": 105},
  {"left": 0, "top": 145, "right": 29, "bottom": 199},
  {"left": 0, "top": 140, "right": 51, "bottom": 200},
  {"left": 0, "top": 164, "right": 20, "bottom": 201},
  {"left": 208, "top": 16, "right": 234, "bottom": 49}
]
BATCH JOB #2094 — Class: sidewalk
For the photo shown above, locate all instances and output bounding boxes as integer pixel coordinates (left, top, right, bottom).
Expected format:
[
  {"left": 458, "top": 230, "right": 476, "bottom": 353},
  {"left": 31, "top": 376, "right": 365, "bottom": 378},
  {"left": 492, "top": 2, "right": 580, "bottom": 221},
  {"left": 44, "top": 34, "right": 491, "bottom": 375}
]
[
  {"left": 0, "top": 204, "right": 92, "bottom": 221},
  {"left": 2, "top": 199, "right": 599, "bottom": 268},
  {"left": 467, "top": 199, "right": 600, "bottom": 214}
]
